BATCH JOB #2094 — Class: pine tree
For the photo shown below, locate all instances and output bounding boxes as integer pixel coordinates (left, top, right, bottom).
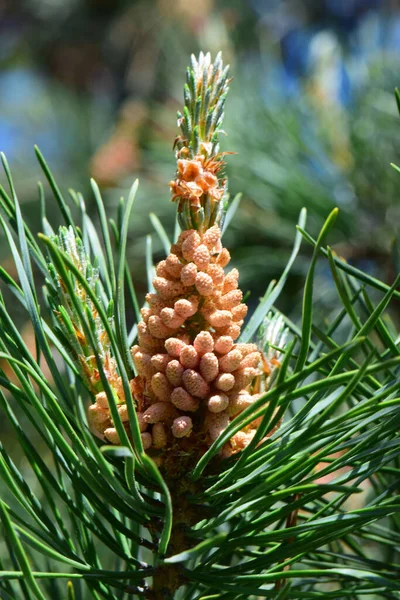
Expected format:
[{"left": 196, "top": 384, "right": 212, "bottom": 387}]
[{"left": 0, "top": 52, "right": 399, "bottom": 600}]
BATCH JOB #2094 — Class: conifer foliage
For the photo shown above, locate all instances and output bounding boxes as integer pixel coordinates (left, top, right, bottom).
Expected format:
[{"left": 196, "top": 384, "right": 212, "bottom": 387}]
[{"left": 0, "top": 53, "right": 399, "bottom": 599}]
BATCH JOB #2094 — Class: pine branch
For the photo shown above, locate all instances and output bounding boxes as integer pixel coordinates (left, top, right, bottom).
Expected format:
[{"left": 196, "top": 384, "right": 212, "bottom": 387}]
[{"left": 0, "top": 52, "right": 399, "bottom": 600}]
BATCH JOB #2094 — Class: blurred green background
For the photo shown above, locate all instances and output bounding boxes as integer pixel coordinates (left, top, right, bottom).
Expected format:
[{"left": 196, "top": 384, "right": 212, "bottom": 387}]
[{"left": 1, "top": 0, "right": 400, "bottom": 320}]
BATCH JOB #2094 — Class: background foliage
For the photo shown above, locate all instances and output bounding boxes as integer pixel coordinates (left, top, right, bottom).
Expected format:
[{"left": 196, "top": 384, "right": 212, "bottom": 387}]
[{"left": 2, "top": 0, "right": 400, "bottom": 305}]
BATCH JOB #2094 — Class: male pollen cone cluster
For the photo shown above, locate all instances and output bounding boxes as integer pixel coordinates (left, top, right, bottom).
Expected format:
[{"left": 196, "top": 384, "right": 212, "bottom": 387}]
[
  {"left": 88, "top": 53, "right": 264, "bottom": 462},
  {"left": 131, "top": 224, "right": 262, "bottom": 457},
  {"left": 89, "top": 225, "right": 262, "bottom": 459}
]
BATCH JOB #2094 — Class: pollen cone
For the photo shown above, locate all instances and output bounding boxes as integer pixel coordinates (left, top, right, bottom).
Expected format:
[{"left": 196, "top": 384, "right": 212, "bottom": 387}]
[{"left": 127, "top": 224, "right": 262, "bottom": 460}]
